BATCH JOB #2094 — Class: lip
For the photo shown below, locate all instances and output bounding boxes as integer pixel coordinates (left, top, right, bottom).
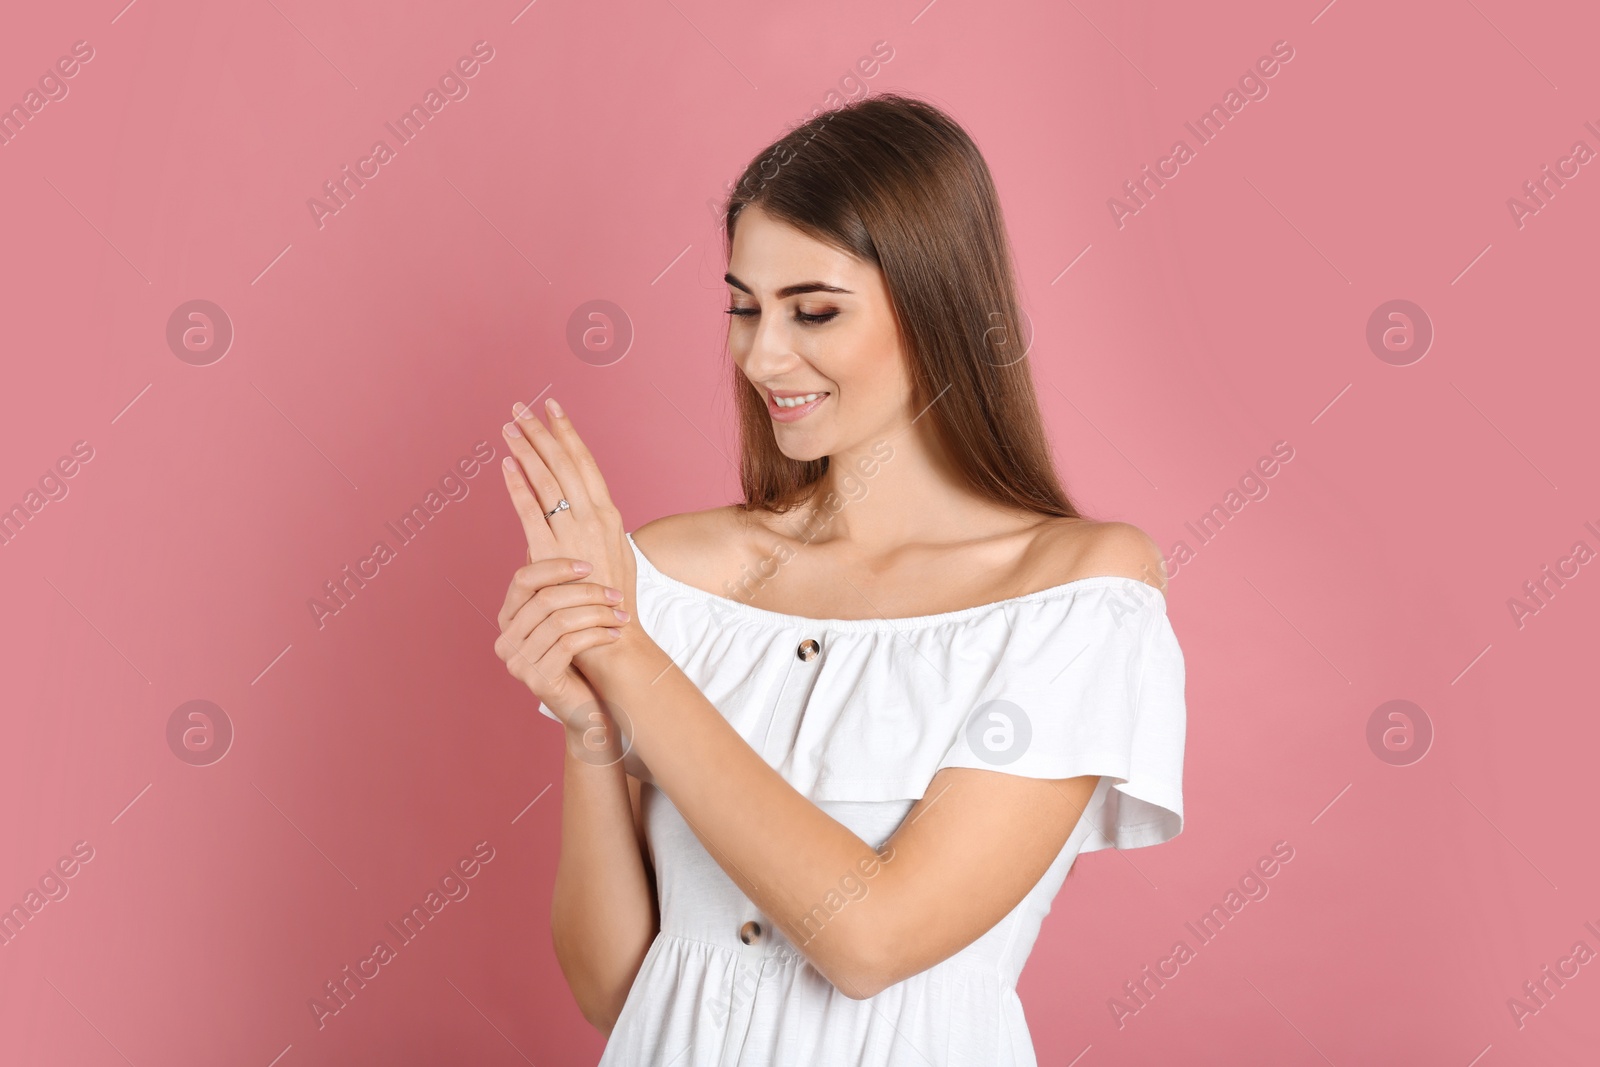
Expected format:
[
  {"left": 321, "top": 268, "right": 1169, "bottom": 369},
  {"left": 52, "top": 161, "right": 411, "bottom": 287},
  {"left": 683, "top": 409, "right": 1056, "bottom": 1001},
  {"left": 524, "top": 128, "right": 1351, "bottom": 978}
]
[{"left": 766, "top": 390, "right": 830, "bottom": 422}]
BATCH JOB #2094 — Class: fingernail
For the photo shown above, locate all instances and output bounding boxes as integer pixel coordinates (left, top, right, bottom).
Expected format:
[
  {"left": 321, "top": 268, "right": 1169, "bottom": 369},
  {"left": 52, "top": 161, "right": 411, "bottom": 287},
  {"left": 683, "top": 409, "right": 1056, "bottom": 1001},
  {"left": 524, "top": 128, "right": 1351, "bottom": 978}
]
[
  {"left": 546, "top": 397, "right": 564, "bottom": 418},
  {"left": 612, "top": 609, "right": 630, "bottom": 622},
  {"left": 503, "top": 421, "right": 519, "bottom": 437},
  {"left": 502, "top": 456, "right": 515, "bottom": 470},
  {"left": 603, "top": 586, "right": 622, "bottom": 602},
  {"left": 573, "top": 561, "right": 593, "bottom": 574},
  {"left": 606, "top": 627, "right": 622, "bottom": 637}
]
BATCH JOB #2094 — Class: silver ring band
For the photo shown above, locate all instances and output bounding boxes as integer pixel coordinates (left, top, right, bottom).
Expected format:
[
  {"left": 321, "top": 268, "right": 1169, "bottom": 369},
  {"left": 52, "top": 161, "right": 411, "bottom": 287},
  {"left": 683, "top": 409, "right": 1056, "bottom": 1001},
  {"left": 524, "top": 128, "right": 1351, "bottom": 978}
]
[{"left": 544, "top": 498, "right": 570, "bottom": 519}]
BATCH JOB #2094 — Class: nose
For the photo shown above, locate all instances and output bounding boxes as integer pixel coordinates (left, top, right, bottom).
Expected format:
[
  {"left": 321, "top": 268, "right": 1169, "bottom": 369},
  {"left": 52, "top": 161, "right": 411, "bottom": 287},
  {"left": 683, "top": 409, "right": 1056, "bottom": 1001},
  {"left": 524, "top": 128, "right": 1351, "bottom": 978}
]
[{"left": 735, "top": 308, "right": 799, "bottom": 383}]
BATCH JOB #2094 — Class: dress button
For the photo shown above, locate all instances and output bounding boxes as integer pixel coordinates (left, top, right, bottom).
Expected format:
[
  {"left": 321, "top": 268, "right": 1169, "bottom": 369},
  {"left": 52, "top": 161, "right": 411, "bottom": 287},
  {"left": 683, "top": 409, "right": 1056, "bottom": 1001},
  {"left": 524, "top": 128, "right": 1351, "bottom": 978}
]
[
  {"left": 797, "top": 638, "right": 820, "bottom": 662},
  {"left": 739, "top": 920, "right": 763, "bottom": 945}
]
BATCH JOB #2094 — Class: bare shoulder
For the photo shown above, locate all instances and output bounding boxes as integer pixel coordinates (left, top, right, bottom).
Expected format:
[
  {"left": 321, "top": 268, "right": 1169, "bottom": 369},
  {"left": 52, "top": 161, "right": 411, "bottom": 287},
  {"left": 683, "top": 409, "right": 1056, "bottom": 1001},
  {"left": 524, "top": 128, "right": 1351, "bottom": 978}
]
[
  {"left": 1035, "top": 518, "right": 1167, "bottom": 593},
  {"left": 629, "top": 505, "right": 753, "bottom": 586}
]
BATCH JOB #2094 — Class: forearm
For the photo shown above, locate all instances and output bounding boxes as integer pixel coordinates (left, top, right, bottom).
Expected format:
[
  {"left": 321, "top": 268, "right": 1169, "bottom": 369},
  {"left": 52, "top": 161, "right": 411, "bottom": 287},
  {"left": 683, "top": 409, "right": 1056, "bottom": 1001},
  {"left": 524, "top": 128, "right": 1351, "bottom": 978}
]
[
  {"left": 550, "top": 731, "right": 657, "bottom": 1030},
  {"left": 586, "top": 641, "right": 895, "bottom": 996}
]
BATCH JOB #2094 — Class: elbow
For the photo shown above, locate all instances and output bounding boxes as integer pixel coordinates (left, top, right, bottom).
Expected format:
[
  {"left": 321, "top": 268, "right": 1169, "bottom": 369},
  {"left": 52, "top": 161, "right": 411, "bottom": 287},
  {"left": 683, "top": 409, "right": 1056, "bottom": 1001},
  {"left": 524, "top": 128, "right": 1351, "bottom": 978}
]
[
  {"left": 832, "top": 963, "right": 896, "bottom": 1001},
  {"left": 563, "top": 968, "right": 629, "bottom": 1035},
  {"left": 550, "top": 924, "right": 634, "bottom": 1035},
  {"left": 818, "top": 935, "right": 898, "bottom": 1002},
  {"left": 836, "top": 977, "right": 887, "bottom": 1002},
  {"left": 579, "top": 1000, "right": 621, "bottom": 1037}
]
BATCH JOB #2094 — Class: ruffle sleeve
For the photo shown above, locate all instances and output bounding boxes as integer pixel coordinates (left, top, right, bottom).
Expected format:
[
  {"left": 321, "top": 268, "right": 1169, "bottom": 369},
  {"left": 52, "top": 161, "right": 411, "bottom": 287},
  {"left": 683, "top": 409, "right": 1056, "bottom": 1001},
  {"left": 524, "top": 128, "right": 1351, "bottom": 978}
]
[
  {"left": 931, "top": 579, "right": 1186, "bottom": 853},
  {"left": 529, "top": 541, "right": 1187, "bottom": 855}
]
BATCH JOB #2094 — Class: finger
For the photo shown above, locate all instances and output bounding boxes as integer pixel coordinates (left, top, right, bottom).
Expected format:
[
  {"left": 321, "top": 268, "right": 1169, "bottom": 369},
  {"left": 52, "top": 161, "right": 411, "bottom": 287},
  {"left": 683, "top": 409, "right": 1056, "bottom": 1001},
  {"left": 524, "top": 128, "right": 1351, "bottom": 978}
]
[
  {"left": 500, "top": 443, "right": 560, "bottom": 557},
  {"left": 529, "top": 625, "right": 622, "bottom": 682},
  {"left": 501, "top": 625, "right": 620, "bottom": 693},
  {"left": 539, "top": 398, "right": 618, "bottom": 513},
  {"left": 502, "top": 416, "right": 565, "bottom": 516},
  {"left": 494, "top": 620, "right": 558, "bottom": 692},
  {"left": 498, "top": 558, "right": 597, "bottom": 625},
  {"left": 503, "top": 580, "right": 623, "bottom": 641},
  {"left": 501, "top": 615, "right": 620, "bottom": 688},
  {"left": 519, "top": 603, "right": 630, "bottom": 659},
  {"left": 511, "top": 399, "right": 595, "bottom": 517}
]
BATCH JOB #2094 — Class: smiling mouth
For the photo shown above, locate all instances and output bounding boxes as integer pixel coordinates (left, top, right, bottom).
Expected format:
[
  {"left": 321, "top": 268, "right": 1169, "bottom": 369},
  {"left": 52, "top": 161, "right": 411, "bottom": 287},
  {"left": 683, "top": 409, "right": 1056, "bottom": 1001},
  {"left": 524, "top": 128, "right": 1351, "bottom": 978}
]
[
  {"left": 766, "top": 391, "right": 830, "bottom": 421},
  {"left": 771, "top": 391, "right": 828, "bottom": 408}
]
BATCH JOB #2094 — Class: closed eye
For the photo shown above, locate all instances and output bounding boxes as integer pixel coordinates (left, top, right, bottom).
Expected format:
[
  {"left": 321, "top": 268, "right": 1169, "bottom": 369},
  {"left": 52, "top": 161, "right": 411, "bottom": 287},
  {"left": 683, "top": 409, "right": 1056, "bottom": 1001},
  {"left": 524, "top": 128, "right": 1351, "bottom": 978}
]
[{"left": 724, "top": 307, "right": 839, "bottom": 325}]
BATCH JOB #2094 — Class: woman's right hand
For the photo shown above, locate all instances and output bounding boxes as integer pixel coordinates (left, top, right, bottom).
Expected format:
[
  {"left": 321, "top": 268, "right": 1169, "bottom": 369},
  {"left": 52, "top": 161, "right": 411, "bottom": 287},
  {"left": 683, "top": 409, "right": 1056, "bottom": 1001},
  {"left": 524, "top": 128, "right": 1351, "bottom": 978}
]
[{"left": 495, "top": 555, "right": 630, "bottom": 727}]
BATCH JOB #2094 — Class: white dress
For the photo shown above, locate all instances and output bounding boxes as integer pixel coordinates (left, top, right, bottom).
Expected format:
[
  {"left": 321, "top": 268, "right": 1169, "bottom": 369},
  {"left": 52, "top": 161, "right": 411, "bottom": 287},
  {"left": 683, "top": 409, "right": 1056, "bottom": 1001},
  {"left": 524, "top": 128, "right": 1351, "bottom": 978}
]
[{"left": 539, "top": 532, "right": 1187, "bottom": 1066}]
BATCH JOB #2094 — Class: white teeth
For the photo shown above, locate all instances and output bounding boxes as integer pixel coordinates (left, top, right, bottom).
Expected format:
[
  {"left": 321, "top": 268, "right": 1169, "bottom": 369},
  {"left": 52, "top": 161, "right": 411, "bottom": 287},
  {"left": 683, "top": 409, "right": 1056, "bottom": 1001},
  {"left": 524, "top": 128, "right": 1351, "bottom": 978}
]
[{"left": 775, "top": 392, "right": 826, "bottom": 408}]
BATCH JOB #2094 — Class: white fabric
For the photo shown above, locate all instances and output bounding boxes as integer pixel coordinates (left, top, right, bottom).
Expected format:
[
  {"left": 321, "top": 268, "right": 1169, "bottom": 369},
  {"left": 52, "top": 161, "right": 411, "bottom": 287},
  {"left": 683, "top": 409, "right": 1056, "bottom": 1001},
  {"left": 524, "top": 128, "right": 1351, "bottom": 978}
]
[{"left": 538, "top": 532, "right": 1187, "bottom": 1065}]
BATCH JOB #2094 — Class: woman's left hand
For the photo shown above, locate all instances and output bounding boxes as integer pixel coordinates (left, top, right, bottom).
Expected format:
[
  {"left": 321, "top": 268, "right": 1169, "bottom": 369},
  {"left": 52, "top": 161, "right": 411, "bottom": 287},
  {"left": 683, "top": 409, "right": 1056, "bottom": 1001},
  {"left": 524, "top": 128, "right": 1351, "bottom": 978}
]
[{"left": 499, "top": 396, "right": 639, "bottom": 674}]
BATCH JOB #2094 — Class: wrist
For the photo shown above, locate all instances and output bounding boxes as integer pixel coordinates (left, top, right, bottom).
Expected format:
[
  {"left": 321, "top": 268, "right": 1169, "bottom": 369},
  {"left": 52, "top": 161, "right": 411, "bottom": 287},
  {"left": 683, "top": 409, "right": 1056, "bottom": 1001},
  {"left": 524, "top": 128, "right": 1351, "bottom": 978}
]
[
  {"left": 578, "top": 627, "right": 662, "bottom": 686},
  {"left": 562, "top": 706, "right": 630, "bottom": 766}
]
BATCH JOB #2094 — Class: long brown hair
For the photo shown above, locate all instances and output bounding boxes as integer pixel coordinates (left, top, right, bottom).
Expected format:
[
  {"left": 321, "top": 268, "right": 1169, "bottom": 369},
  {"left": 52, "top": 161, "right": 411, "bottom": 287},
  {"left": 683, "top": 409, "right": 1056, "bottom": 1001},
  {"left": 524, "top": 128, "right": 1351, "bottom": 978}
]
[{"left": 721, "top": 92, "right": 1082, "bottom": 523}]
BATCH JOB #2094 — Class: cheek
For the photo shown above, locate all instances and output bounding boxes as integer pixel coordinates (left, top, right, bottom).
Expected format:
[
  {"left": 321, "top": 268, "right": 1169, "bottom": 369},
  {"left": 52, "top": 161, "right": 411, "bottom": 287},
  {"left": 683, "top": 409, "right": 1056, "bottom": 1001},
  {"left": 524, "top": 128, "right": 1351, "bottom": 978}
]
[
  {"left": 727, "top": 329, "right": 755, "bottom": 367},
  {"left": 861, "top": 329, "right": 910, "bottom": 396},
  {"left": 828, "top": 353, "right": 907, "bottom": 423},
  {"left": 840, "top": 320, "right": 904, "bottom": 385}
]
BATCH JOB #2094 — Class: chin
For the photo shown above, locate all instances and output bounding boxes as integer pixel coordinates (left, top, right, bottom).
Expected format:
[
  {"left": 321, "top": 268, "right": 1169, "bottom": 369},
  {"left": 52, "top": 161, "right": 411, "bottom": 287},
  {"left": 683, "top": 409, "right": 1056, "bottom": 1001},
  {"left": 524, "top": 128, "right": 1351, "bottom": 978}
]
[{"left": 774, "top": 439, "right": 830, "bottom": 463}]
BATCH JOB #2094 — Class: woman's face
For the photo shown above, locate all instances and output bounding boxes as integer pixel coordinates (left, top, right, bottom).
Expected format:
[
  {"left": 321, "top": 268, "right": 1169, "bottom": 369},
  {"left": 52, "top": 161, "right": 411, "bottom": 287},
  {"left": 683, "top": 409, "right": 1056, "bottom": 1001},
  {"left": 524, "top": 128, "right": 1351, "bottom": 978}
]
[{"left": 725, "top": 204, "right": 914, "bottom": 462}]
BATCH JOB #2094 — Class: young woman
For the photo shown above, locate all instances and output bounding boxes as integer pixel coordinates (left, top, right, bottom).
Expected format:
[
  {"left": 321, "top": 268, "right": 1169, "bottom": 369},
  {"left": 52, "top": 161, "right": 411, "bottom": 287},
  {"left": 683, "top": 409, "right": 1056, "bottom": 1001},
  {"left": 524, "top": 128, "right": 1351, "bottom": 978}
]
[{"left": 494, "top": 93, "right": 1186, "bottom": 1066}]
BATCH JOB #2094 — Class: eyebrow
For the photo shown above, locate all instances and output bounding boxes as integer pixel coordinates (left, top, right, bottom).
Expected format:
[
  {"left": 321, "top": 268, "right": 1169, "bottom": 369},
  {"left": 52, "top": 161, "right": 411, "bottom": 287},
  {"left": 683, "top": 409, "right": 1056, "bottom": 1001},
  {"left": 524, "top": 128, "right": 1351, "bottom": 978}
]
[{"left": 725, "top": 273, "right": 853, "bottom": 299}]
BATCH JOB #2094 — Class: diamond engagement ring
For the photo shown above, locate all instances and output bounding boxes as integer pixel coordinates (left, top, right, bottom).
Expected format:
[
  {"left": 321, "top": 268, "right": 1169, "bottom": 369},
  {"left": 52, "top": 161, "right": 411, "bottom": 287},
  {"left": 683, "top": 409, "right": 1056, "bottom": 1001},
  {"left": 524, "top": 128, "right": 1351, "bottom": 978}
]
[{"left": 544, "top": 498, "right": 571, "bottom": 519}]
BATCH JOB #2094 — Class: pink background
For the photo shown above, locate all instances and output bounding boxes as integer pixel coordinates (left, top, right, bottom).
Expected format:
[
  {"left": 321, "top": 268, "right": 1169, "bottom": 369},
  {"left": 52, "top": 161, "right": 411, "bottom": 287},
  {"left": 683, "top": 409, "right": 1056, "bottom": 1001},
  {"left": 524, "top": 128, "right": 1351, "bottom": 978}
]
[{"left": 3, "top": 0, "right": 1597, "bottom": 1063}]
